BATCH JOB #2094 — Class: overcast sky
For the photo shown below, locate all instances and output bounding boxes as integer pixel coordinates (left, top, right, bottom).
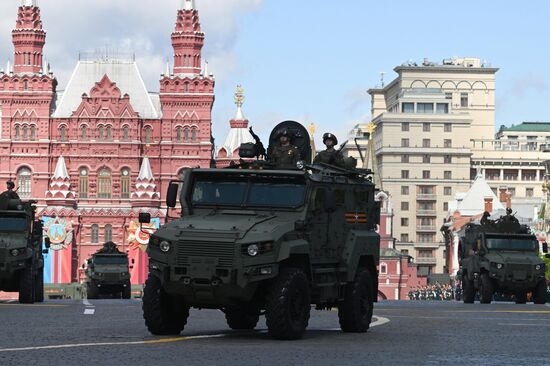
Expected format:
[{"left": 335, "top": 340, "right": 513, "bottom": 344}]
[{"left": 0, "top": 0, "right": 548, "bottom": 147}]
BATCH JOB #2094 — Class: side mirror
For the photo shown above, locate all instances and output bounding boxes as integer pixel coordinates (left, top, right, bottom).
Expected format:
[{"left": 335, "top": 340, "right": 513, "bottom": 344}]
[
  {"left": 139, "top": 212, "right": 151, "bottom": 224},
  {"left": 166, "top": 182, "right": 179, "bottom": 208},
  {"left": 44, "top": 237, "right": 51, "bottom": 249},
  {"left": 323, "top": 190, "right": 336, "bottom": 213},
  {"left": 542, "top": 242, "right": 548, "bottom": 254}
]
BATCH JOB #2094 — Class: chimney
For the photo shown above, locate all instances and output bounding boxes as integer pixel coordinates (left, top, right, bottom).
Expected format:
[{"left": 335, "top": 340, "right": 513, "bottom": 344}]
[{"left": 483, "top": 196, "right": 493, "bottom": 213}]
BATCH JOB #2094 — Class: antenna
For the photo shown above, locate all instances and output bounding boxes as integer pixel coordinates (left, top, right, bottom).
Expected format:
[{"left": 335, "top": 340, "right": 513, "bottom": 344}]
[{"left": 380, "top": 72, "right": 385, "bottom": 88}]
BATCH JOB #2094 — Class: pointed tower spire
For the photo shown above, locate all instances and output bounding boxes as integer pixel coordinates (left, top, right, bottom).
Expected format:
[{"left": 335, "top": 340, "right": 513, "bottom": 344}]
[
  {"left": 6, "top": 61, "right": 11, "bottom": 74},
  {"left": 202, "top": 60, "right": 209, "bottom": 77},
  {"left": 165, "top": 60, "right": 171, "bottom": 76},
  {"left": 12, "top": 0, "right": 46, "bottom": 74},
  {"left": 45, "top": 155, "right": 76, "bottom": 206},
  {"left": 131, "top": 157, "right": 160, "bottom": 207},
  {"left": 171, "top": 0, "right": 204, "bottom": 75}
]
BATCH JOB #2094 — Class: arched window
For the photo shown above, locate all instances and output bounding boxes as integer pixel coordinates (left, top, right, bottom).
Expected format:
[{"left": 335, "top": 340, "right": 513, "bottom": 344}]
[
  {"left": 144, "top": 126, "right": 152, "bottom": 144},
  {"left": 81, "top": 125, "right": 87, "bottom": 141},
  {"left": 79, "top": 168, "right": 88, "bottom": 199},
  {"left": 17, "top": 167, "right": 32, "bottom": 198},
  {"left": 98, "top": 126, "right": 104, "bottom": 141},
  {"left": 30, "top": 125, "right": 36, "bottom": 141},
  {"left": 91, "top": 224, "right": 99, "bottom": 244},
  {"left": 60, "top": 125, "right": 67, "bottom": 142},
  {"left": 191, "top": 128, "right": 197, "bottom": 142},
  {"left": 104, "top": 224, "right": 112, "bottom": 243},
  {"left": 23, "top": 80, "right": 28, "bottom": 90},
  {"left": 183, "top": 128, "right": 189, "bottom": 142},
  {"left": 122, "top": 126, "right": 129, "bottom": 141},
  {"left": 176, "top": 127, "right": 182, "bottom": 143},
  {"left": 121, "top": 169, "right": 131, "bottom": 199},
  {"left": 380, "top": 263, "right": 388, "bottom": 274},
  {"left": 23, "top": 125, "right": 28, "bottom": 141},
  {"left": 106, "top": 126, "right": 112, "bottom": 141},
  {"left": 15, "top": 125, "right": 20, "bottom": 140},
  {"left": 97, "top": 169, "right": 111, "bottom": 199}
]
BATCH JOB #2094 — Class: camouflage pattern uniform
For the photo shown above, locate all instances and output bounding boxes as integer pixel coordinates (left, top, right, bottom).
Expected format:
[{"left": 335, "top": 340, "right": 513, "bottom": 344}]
[
  {"left": 269, "top": 144, "right": 301, "bottom": 170},
  {"left": 313, "top": 149, "right": 345, "bottom": 167}
]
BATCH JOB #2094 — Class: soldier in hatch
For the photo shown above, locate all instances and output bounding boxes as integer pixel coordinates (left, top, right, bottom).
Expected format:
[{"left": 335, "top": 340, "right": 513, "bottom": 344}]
[
  {"left": 313, "top": 133, "right": 344, "bottom": 167},
  {"left": 2, "top": 181, "right": 20, "bottom": 200},
  {"left": 269, "top": 129, "right": 301, "bottom": 169}
]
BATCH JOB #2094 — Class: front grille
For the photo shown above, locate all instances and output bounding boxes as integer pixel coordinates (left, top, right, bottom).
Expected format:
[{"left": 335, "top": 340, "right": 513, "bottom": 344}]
[
  {"left": 176, "top": 241, "right": 234, "bottom": 268},
  {"left": 102, "top": 273, "right": 121, "bottom": 282}
]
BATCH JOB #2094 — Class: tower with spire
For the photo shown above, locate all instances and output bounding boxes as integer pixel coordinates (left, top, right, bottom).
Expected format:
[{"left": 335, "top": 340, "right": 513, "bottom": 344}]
[
  {"left": 160, "top": 0, "right": 215, "bottom": 170},
  {"left": 13, "top": 0, "right": 46, "bottom": 74},
  {"left": 216, "top": 84, "right": 255, "bottom": 167}
]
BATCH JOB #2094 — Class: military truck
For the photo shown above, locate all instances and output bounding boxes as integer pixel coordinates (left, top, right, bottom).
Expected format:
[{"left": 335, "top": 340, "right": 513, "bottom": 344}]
[
  {"left": 0, "top": 195, "right": 48, "bottom": 303},
  {"left": 85, "top": 242, "right": 131, "bottom": 299},
  {"left": 140, "top": 121, "right": 381, "bottom": 340},
  {"left": 458, "top": 210, "right": 547, "bottom": 304}
]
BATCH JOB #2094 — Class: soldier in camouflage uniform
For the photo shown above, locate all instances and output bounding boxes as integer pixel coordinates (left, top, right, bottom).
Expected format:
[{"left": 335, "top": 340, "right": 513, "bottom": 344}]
[
  {"left": 313, "top": 133, "right": 344, "bottom": 167},
  {"left": 268, "top": 129, "right": 301, "bottom": 169}
]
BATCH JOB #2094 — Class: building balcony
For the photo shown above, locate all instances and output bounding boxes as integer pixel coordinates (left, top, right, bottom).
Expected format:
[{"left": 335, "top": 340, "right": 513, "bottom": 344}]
[
  {"left": 416, "top": 225, "right": 437, "bottom": 232},
  {"left": 415, "top": 257, "right": 437, "bottom": 265},
  {"left": 413, "top": 242, "right": 442, "bottom": 249},
  {"left": 417, "top": 209, "right": 437, "bottom": 216},
  {"left": 416, "top": 193, "right": 437, "bottom": 201}
]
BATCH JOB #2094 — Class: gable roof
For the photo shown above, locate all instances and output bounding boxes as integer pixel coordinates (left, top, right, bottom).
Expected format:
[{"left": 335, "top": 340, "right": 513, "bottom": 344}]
[
  {"left": 455, "top": 174, "right": 505, "bottom": 216},
  {"left": 53, "top": 59, "right": 160, "bottom": 119},
  {"left": 499, "top": 122, "right": 550, "bottom": 133}
]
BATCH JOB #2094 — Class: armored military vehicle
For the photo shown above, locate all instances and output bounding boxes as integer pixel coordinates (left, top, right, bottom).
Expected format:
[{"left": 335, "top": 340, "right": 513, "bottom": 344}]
[
  {"left": 85, "top": 242, "right": 131, "bottom": 299},
  {"left": 458, "top": 210, "right": 547, "bottom": 304},
  {"left": 141, "top": 121, "right": 381, "bottom": 340},
  {"left": 0, "top": 195, "right": 48, "bottom": 303}
]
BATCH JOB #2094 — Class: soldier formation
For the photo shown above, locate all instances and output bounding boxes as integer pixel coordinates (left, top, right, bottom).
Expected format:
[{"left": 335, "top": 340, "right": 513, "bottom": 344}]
[{"left": 408, "top": 283, "right": 458, "bottom": 301}]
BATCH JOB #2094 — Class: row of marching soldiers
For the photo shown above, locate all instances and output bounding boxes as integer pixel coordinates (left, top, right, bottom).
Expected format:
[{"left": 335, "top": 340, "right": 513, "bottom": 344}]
[
  {"left": 408, "top": 283, "right": 458, "bottom": 301},
  {"left": 269, "top": 129, "right": 344, "bottom": 169}
]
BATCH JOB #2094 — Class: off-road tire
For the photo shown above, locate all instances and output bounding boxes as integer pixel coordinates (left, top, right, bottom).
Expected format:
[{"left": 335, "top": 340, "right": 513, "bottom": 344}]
[
  {"left": 87, "top": 282, "right": 99, "bottom": 300},
  {"left": 122, "top": 281, "right": 132, "bottom": 299},
  {"left": 143, "top": 273, "right": 189, "bottom": 335},
  {"left": 18, "top": 265, "right": 35, "bottom": 304},
  {"left": 480, "top": 272, "right": 493, "bottom": 304},
  {"left": 34, "top": 266, "right": 44, "bottom": 303},
  {"left": 338, "top": 268, "right": 374, "bottom": 332},
  {"left": 225, "top": 308, "right": 260, "bottom": 330},
  {"left": 533, "top": 281, "right": 547, "bottom": 305},
  {"left": 265, "top": 267, "right": 311, "bottom": 340},
  {"left": 515, "top": 292, "right": 527, "bottom": 304},
  {"left": 462, "top": 274, "right": 475, "bottom": 304}
]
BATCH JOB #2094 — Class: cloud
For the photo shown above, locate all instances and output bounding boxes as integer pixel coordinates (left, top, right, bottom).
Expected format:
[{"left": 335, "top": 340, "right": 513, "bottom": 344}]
[
  {"left": 0, "top": 0, "right": 263, "bottom": 90},
  {"left": 344, "top": 87, "right": 370, "bottom": 114},
  {"left": 509, "top": 73, "right": 546, "bottom": 97}
]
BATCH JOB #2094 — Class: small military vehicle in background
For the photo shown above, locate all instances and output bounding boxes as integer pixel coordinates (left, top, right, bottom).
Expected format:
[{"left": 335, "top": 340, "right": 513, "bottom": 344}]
[
  {"left": 458, "top": 210, "right": 547, "bottom": 304},
  {"left": 85, "top": 242, "right": 131, "bottom": 299},
  {"left": 0, "top": 195, "right": 48, "bottom": 303},
  {"left": 141, "top": 121, "right": 381, "bottom": 339}
]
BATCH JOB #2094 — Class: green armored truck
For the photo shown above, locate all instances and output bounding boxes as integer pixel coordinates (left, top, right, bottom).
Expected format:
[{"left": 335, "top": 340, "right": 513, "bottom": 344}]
[
  {"left": 0, "top": 195, "right": 48, "bottom": 303},
  {"left": 85, "top": 242, "right": 131, "bottom": 299},
  {"left": 458, "top": 210, "right": 547, "bottom": 304},
  {"left": 140, "top": 121, "right": 381, "bottom": 339}
]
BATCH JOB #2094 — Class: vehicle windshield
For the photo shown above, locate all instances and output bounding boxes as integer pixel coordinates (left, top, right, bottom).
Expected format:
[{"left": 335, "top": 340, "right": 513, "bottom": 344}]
[
  {"left": 94, "top": 256, "right": 128, "bottom": 265},
  {"left": 0, "top": 216, "right": 27, "bottom": 232},
  {"left": 191, "top": 174, "right": 306, "bottom": 208},
  {"left": 485, "top": 237, "right": 538, "bottom": 251}
]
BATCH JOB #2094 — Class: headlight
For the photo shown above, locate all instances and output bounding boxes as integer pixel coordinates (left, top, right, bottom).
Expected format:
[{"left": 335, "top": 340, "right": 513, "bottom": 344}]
[
  {"left": 296, "top": 160, "right": 305, "bottom": 170},
  {"left": 497, "top": 263, "right": 503, "bottom": 269},
  {"left": 10, "top": 249, "right": 19, "bottom": 257},
  {"left": 535, "top": 264, "right": 542, "bottom": 271},
  {"left": 159, "top": 241, "right": 171, "bottom": 253},
  {"left": 247, "top": 244, "right": 259, "bottom": 257}
]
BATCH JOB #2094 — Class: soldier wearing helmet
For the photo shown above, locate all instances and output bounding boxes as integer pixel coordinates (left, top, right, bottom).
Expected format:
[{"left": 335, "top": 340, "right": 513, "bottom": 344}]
[
  {"left": 2, "top": 180, "right": 19, "bottom": 200},
  {"left": 313, "top": 133, "right": 344, "bottom": 167},
  {"left": 268, "top": 129, "right": 301, "bottom": 169}
]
